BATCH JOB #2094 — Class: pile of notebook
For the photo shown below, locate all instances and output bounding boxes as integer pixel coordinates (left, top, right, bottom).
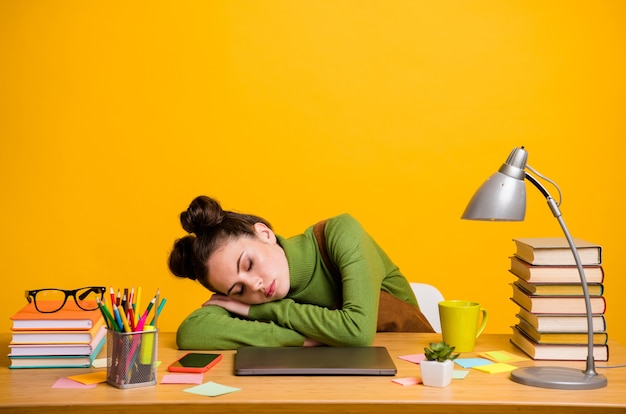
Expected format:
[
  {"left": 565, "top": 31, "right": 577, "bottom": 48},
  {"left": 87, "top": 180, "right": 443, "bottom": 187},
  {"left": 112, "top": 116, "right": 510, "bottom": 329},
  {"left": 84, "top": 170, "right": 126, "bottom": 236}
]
[
  {"left": 508, "top": 237, "right": 608, "bottom": 361},
  {"left": 8, "top": 301, "right": 106, "bottom": 368}
]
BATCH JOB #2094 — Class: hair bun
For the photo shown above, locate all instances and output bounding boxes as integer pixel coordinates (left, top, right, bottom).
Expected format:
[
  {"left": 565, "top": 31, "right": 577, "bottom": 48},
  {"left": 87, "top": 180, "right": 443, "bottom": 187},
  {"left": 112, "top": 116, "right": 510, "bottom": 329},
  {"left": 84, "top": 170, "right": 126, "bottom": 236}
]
[
  {"left": 180, "top": 195, "right": 226, "bottom": 234},
  {"left": 168, "top": 236, "right": 198, "bottom": 281}
]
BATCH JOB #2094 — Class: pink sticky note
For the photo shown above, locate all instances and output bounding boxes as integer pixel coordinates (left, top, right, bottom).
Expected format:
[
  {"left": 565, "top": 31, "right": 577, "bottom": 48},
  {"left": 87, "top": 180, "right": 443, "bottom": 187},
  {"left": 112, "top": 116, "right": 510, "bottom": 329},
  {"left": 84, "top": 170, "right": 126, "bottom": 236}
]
[
  {"left": 392, "top": 377, "right": 422, "bottom": 386},
  {"left": 161, "top": 373, "right": 205, "bottom": 384},
  {"left": 52, "top": 378, "right": 98, "bottom": 389},
  {"left": 398, "top": 354, "right": 426, "bottom": 364}
]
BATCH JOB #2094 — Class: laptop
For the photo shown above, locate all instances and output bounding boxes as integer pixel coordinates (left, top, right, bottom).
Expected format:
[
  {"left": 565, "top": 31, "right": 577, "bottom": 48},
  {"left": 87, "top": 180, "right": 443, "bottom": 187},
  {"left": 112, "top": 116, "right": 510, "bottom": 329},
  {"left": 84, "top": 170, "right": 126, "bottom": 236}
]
[{"left": 234, "top": 346, "right": 397, "bottom": 376}]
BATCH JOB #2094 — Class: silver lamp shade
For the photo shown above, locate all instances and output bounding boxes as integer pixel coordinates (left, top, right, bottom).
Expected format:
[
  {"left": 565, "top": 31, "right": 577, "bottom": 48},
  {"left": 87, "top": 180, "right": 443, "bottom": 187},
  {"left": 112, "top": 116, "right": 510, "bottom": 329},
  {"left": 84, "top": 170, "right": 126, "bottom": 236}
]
[{"left": 461, "top": 147, "right": 528, "bottom": 221}]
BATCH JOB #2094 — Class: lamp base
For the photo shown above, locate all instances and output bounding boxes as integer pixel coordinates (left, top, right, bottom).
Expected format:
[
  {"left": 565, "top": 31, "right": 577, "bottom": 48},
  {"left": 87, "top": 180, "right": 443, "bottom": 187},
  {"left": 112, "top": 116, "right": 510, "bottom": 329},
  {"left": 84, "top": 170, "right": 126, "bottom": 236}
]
[{"left": 510, "top": 366, "right": 607, "bottom": 390}]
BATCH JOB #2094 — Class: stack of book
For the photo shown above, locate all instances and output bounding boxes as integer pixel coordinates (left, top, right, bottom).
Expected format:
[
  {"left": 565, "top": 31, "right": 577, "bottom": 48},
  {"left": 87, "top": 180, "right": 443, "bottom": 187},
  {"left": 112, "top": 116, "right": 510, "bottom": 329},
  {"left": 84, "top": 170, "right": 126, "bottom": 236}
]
[
  {"left": 8, "top": 301, "right": 106, "bottom": 369},
  {"left": 508, "top": 237, "right": 609, "bottom": 361}
]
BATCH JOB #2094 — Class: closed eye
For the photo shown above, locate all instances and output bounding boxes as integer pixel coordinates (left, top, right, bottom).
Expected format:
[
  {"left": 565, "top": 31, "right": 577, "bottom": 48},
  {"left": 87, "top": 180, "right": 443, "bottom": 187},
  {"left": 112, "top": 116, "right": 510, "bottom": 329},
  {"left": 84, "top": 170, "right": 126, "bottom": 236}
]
[{"left": 228, "top": 283, "right": 244, "bottom": 296}]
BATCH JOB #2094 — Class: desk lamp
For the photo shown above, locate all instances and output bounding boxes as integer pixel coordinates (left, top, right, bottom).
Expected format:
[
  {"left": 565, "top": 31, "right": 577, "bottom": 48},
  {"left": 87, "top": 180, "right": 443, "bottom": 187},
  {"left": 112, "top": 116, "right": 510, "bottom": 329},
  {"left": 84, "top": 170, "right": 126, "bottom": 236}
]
[{"left": 461, "top": 146, "right": 607, "bottom": 390}]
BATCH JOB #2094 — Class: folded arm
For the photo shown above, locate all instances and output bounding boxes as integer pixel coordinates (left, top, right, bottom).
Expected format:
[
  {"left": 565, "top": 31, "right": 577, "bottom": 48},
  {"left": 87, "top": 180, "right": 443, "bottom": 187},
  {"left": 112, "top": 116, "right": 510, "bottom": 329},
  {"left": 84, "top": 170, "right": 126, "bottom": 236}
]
[{"left": 176, "top": 304, "right": 307, "bottom": 349}]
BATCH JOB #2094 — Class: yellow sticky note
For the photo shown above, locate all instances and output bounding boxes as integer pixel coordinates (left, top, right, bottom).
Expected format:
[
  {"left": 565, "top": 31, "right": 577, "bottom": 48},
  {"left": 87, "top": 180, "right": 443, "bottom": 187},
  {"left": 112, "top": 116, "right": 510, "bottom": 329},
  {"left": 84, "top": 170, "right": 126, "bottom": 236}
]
[
  {"left": 67, "top": 371, "right": 108, "bottom": 385},
  {"left": 473, "top": 363, "right": 518, "bottom": 374},
  {"left": 478, "top": 350, "right": 527, "bottom": 363}
]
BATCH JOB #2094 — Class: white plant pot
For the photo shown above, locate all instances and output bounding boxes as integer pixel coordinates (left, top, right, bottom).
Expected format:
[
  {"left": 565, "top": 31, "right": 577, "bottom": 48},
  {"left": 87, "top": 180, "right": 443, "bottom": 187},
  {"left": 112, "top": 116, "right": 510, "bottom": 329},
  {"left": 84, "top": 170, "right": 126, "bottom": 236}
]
[{"left": 420, "top": 359, "right": 454, "bottom": 388}]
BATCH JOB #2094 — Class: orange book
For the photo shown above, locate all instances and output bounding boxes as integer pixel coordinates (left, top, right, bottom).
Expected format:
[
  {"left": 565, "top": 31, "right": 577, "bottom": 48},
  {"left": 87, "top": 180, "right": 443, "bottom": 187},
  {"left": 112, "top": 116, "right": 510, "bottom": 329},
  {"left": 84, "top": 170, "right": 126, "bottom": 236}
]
[{"left": 10, "top": 300, "right": 103, "bottom": 330}]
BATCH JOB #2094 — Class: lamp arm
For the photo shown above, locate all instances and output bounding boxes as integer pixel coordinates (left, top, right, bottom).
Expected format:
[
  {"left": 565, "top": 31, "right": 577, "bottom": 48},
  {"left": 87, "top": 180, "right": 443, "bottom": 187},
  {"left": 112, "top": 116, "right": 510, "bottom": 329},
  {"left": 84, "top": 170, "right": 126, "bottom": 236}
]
[{"left": 525, "top": 172, "right": 599, "bottom": 376}]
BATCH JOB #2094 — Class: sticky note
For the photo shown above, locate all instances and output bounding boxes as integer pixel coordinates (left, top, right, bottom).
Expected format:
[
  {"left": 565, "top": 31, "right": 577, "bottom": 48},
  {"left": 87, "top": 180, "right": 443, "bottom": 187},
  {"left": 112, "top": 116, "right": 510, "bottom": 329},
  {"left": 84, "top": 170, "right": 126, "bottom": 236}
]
[
  {"left": 478, "top": 350, "right": 528, "bottom": 363},
  {"left": 67, "top": 371, "right": 108, "bottom": 385},
  {"left": 184, "top": 381, "right": 241, "bottom": 397},
  {"left": 452, "top": 370, "right": 470, "bottom": 379},
  {"left": 392, "top": 377, "right": 421, "bottom": 386},
  {"left": 398, "top": 354, "right": 426, "bottom": 364},
  {"left": 52, "top": 378, "right": 98, "bottom": 389},
  {"left": 161, "top": 373, "right": 204, "bottom": 384},
  {"left": 454, "top": 358, "right": 492, "bottom": 368},
  {"left": 473, "top": 362, "right": 518, "bottom": 374}
]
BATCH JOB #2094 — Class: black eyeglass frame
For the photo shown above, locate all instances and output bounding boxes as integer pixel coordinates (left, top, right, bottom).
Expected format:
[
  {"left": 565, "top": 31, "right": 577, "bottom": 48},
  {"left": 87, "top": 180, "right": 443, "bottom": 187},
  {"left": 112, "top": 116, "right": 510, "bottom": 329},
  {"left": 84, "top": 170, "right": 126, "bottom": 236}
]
[{"left": 24, "top": 286, "right": 107, "bottom": 313}]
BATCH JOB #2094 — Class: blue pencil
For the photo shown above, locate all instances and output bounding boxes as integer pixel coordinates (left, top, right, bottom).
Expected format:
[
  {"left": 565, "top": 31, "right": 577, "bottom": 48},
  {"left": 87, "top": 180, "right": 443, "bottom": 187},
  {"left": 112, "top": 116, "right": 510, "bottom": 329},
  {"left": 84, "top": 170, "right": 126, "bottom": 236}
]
[{"left": 112, "top": 304, "right": 124, "bottom": 332}]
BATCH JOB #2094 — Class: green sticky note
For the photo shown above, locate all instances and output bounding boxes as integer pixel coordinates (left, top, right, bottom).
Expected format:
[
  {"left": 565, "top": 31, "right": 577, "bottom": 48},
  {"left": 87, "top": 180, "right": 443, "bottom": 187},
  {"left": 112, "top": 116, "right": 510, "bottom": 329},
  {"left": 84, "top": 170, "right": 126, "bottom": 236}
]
[
  {"left": 452, "top": 370, "right": 470, "bottom": 379},
  {"left": 184, "top": 381, "right": 241, "bottom": 397},
  {"left": 484, "top": 351, "right": 512, "bottom": 361}
]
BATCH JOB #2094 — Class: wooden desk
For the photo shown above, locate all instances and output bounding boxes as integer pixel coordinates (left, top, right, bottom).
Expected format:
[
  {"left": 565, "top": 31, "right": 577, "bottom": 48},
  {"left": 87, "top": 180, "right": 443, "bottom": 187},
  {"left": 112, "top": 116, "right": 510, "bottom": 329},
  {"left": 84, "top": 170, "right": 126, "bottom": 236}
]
[{"left": 1, "top": 333, "right": 625, "bottom": 414}]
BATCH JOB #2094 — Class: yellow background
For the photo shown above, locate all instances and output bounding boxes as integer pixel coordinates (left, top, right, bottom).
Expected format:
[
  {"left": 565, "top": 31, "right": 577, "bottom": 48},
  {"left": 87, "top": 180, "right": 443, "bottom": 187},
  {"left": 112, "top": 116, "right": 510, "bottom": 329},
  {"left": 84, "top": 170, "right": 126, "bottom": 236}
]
[{"left": 2, "top": 1, "right": 625, "bottom": 345}]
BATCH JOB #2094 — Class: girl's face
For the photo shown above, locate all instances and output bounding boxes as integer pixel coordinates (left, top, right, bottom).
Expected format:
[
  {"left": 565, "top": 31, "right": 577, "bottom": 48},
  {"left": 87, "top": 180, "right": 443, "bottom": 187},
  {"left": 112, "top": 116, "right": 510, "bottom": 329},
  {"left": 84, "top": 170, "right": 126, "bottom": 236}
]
[{"left": 206, "top": 223, "right": 290, "bottom": 305}]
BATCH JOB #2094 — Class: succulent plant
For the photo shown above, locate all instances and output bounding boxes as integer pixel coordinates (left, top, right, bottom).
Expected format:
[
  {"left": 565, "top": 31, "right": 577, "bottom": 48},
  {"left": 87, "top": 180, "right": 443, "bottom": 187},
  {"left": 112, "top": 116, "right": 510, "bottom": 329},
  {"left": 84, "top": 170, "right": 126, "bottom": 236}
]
[{"left": 424, "top": 341, "right": 460, "bottom": 362}]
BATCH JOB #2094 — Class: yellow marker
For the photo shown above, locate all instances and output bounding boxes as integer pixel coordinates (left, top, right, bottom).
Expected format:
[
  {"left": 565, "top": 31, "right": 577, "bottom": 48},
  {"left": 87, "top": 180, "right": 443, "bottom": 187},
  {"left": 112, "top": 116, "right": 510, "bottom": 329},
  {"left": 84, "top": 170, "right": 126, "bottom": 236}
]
[{"left": 139, "top": 325, "right": 157, "bottom": 365}]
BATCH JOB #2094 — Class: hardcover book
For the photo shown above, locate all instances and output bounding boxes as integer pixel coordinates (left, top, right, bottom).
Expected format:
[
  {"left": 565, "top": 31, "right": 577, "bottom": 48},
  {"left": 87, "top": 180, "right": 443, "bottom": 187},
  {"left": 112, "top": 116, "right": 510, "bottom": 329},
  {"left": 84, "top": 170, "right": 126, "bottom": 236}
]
[
  {"left": 8, "top": 335, "right": 106, "bottom": 369},
  {"left": 510, "top": 326, "right": 608, "bottom": 361},
  {"left": 515, "top": 317, "right": 608, "bottom": 345},
  {"left": 516, "top": 307, "right": 607, "bottom": 333},
  {"left": 511, "top": 283, "right": 607, "bottom": 315},
  {"left": 10, "top": 300, "right": 103, "bottom": 330},
  {"left": 9, "top": 325, "right": 107, "bottom": 356},
  {"left": 10, "top": 321, "right": 105, "bottom": 344},
  {"left": 513, "top": 238, "right": 602, "bottom": 266},
  {"left": 509, "top": 256, "right": 604, "bottom": 284},
  {"left": 513, "top": 278, "right": 604, "bottom": 297}
]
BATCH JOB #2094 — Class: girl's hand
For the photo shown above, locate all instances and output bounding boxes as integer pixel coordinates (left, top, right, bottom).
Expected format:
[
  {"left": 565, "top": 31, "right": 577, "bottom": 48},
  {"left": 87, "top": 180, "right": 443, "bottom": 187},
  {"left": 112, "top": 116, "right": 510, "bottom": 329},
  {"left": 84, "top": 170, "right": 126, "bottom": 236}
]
[
  {"left": 202, "top": 294, "right": 251, "bottom": 317},
  {"left": 303, "top": 337, "right": 325, "bottom": 347}
]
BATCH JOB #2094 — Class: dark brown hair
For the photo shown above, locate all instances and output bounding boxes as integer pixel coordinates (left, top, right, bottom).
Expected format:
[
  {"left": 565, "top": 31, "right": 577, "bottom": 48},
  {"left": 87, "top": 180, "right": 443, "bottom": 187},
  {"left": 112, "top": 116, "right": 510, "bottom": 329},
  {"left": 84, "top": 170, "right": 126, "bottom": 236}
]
[{"left": 167, "top": 196, "right": 272, "bottom": 291}]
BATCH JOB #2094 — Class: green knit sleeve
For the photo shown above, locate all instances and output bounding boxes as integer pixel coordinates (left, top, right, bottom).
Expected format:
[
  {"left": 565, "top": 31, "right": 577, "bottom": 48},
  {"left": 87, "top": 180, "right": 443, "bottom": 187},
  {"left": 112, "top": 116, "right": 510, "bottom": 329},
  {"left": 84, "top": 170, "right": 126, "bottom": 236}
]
[
  {"left": 176, "top": 305, "right": 306, "bottom": 349},
  {"left": 249, "top": 214, "right": 390, "bottom": 347}
]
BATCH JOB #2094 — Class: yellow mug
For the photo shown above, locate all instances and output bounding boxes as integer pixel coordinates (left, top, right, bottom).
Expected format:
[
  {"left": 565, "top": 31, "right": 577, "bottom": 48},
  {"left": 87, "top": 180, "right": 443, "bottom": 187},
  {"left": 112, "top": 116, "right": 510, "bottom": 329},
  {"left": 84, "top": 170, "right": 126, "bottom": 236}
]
[{"left": 438, "top": 300, "right": 488, "bottom": 352}]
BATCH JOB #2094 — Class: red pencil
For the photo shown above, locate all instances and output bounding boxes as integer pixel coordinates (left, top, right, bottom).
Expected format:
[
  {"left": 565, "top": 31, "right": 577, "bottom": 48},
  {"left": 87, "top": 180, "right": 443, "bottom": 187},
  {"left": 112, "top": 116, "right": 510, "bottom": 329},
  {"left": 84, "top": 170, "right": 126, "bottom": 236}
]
[{"left": 109, "top": 287, "right": 116, "bottom": 309}]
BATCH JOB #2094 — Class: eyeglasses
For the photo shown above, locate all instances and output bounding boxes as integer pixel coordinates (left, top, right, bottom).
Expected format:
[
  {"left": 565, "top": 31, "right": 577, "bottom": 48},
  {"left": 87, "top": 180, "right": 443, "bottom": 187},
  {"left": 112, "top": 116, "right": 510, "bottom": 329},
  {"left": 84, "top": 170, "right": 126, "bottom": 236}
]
[{"left": 25, "top": 286, "right": 106, "bottom": 313}]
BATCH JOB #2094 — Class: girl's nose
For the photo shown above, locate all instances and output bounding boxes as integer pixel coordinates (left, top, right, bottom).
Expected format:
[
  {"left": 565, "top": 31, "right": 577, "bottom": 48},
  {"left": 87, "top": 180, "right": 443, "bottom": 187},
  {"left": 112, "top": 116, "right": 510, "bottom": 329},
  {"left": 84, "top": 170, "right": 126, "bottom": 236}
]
[{"left": 249, "top": 276, "right": 264, "bottom": 292}]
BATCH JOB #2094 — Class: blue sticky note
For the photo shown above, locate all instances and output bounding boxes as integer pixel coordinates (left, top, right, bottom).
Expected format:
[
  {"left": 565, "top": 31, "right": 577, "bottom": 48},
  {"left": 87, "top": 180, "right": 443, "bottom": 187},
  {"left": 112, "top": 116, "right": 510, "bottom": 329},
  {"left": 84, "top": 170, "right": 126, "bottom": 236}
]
[
  {"left": 454, "top": 358, "right": 492, "bottom": 368},
  {"left": 184, "top": 381, "right": 241, "bottom": 397}
]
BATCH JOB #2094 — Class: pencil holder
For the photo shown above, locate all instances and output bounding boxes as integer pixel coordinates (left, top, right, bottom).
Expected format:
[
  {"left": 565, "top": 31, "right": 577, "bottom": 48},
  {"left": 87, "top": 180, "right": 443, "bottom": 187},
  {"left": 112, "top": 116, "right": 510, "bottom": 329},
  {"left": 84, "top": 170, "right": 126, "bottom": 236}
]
[{"left": 106, "top": 328, "right": 158, "bottom": 389}]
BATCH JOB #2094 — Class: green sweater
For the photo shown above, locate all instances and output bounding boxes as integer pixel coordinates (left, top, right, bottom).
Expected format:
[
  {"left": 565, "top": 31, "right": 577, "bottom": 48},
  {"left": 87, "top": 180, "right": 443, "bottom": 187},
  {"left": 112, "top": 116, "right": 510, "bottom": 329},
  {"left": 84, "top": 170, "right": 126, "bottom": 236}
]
[{"left": 176, "top": 214, "right": 418, "bottom": 349}]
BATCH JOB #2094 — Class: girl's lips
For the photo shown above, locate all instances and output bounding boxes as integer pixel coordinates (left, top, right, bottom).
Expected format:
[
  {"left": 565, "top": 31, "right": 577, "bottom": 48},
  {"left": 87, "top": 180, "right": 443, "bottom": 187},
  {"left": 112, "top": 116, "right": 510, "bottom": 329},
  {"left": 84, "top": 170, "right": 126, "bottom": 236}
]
[{"left": 265, "top": 281, "right": 276, "bottom": 298}]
